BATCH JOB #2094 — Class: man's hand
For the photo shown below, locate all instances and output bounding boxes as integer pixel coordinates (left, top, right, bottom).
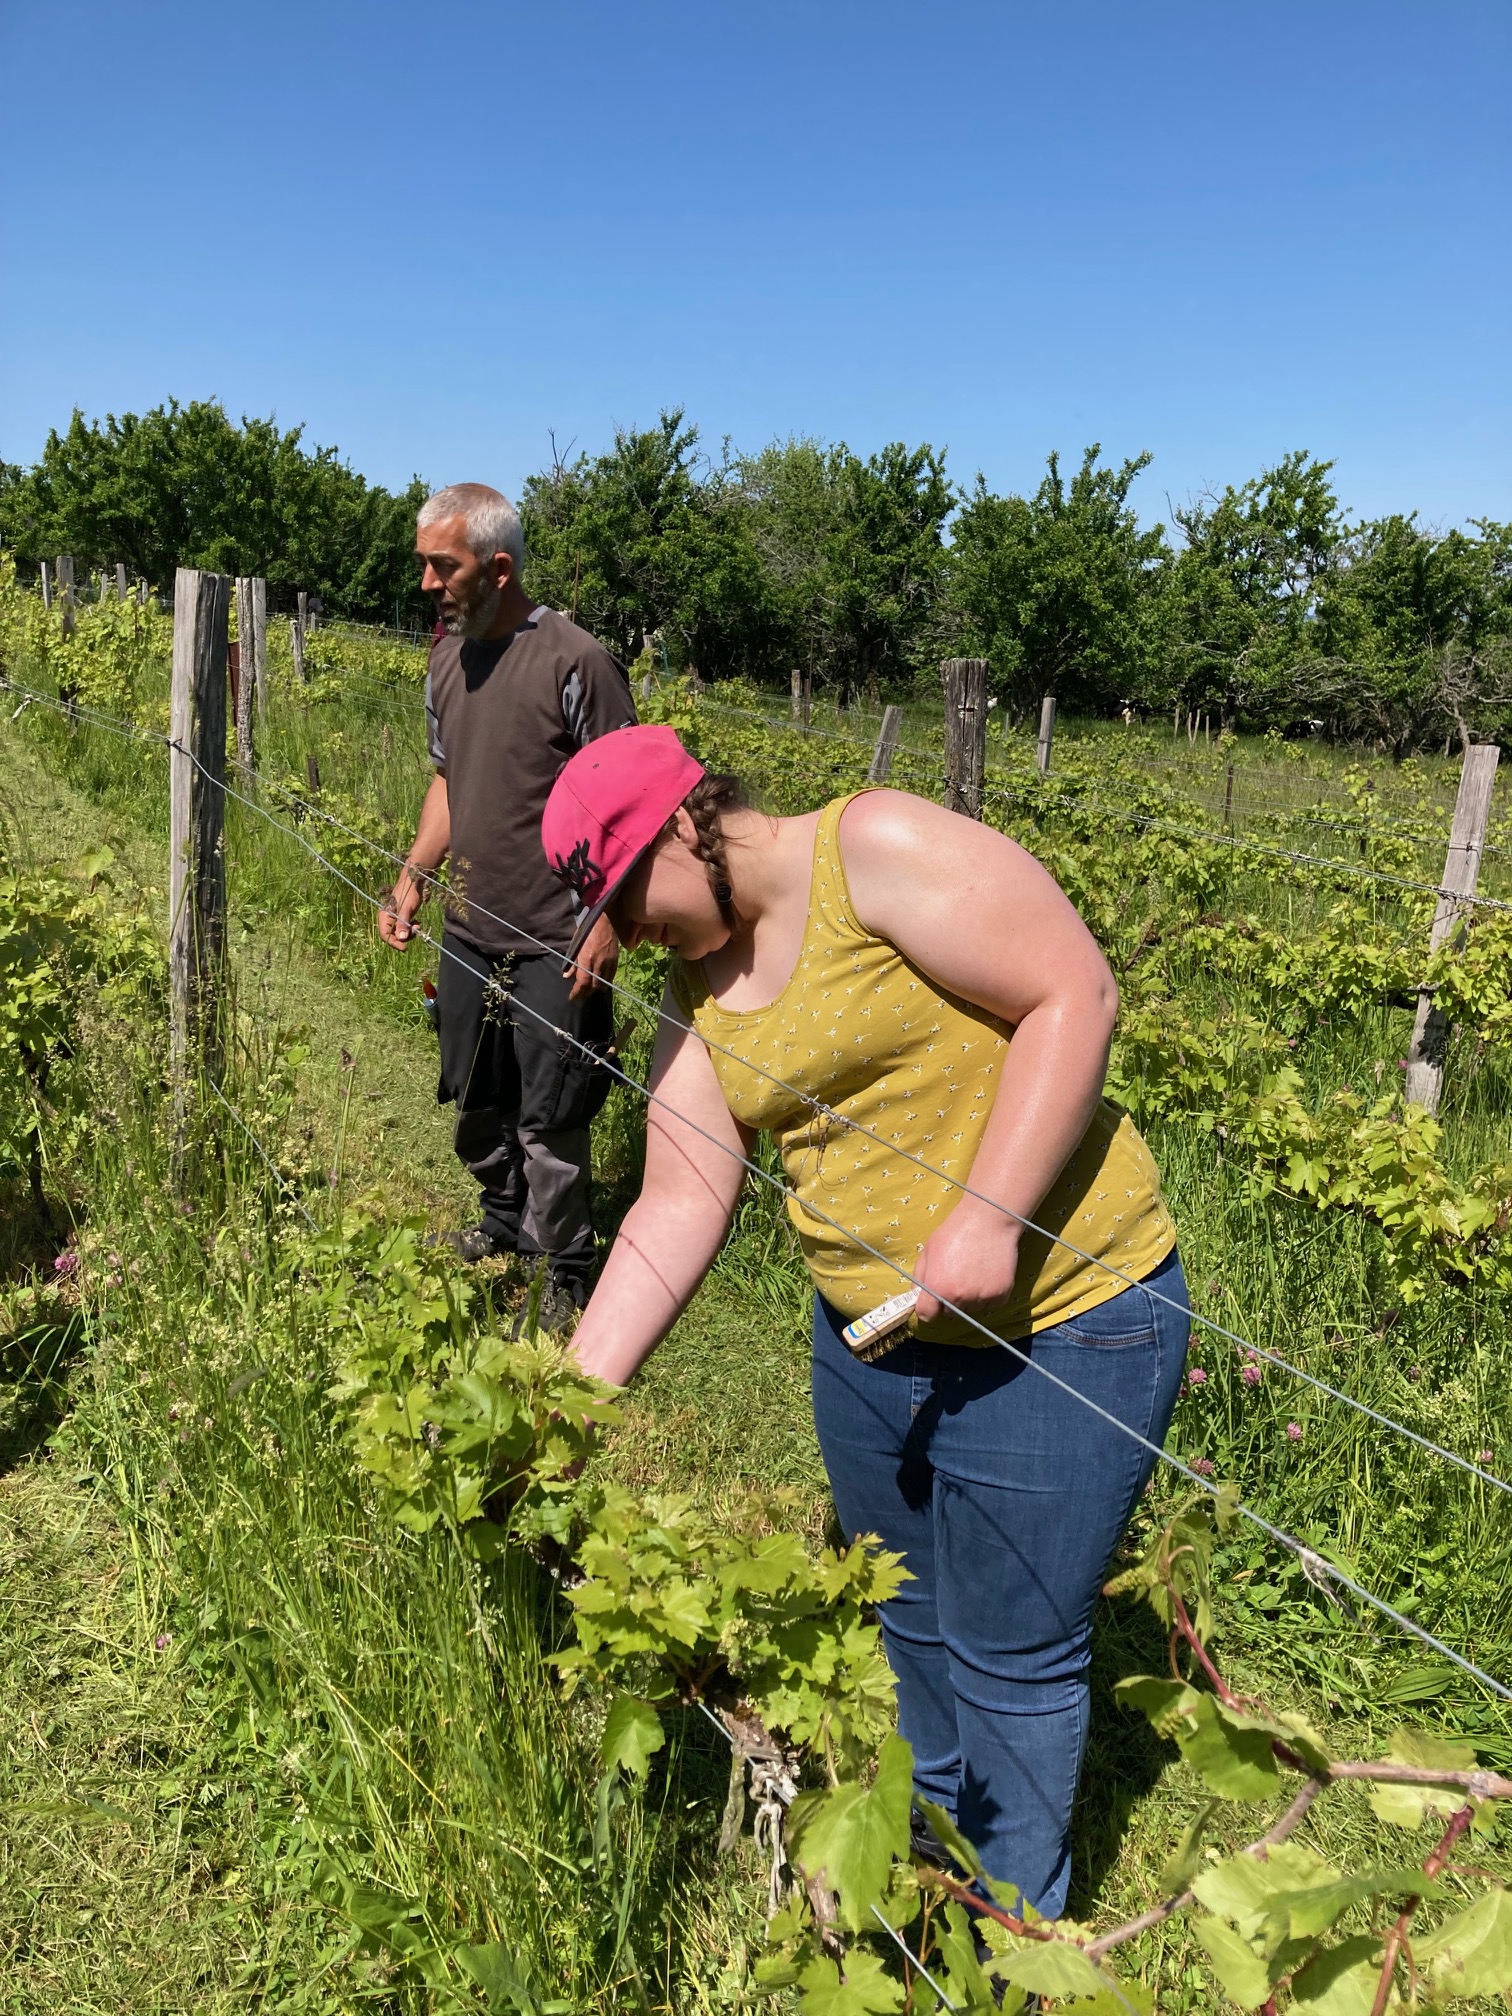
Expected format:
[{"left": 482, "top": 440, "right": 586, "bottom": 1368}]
[
  {"left": 912, "top": 1200, "right": 1021, "bottom": 1326},
  {"left": 566, "top": 913, "right": 621, "bottom": 999},
  {"left": 378, "top": 867, "right": 424, "bottom": 950}
]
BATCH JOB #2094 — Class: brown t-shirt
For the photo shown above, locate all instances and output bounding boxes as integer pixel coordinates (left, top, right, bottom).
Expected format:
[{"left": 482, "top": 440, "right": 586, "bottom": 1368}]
[{"left": 425, "top": 607, "right": 636, "bottom": 955}]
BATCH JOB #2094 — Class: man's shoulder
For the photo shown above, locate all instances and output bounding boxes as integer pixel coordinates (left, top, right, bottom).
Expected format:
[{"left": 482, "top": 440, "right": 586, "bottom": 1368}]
[{"left": 529, "top": 607, "right": 625, "bottom": 678}]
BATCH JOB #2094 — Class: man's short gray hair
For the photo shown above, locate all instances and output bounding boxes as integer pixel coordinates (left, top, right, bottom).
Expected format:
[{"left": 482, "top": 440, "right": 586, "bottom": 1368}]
[{"left": 418, "top": 482, "right": 525, "bottom": 570}]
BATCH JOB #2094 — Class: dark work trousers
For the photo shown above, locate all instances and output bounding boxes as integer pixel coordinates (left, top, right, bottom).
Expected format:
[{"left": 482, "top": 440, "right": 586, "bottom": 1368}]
[{"left": 436, "top": 932, "right": 614, "bottom": 1289}]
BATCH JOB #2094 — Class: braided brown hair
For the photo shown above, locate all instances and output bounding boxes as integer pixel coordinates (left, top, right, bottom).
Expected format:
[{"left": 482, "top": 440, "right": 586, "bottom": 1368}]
[{"left": 682, "top": 772, "right": 750, "bottom": 924}]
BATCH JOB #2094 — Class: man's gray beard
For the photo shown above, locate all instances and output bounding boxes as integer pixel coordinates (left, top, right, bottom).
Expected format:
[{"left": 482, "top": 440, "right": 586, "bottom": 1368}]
[{"left": 440, "top": 581, "right": 504, "bottom": 638}]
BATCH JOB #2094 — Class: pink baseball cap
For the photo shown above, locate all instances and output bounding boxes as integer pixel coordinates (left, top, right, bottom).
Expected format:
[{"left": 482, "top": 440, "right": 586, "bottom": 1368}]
[{"left": 543, "top": 724, "right": 707, "bottom": 953}]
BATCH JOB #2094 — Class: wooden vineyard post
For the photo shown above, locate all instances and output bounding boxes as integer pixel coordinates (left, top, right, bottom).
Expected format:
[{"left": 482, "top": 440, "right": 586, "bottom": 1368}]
[
  {"left": 115, "top": 560, "right": 128, "bottom": 599},
  {"left": 791, "top": 668, "right": 802, "bottom": 721},
  {"left": 169, "top": 567, "right": 230, "bottom": 1127},
  {"left": 56, "top": 555, "right": 76, "bottom": 636},
  {"left": 137, "top": 578, "right": 148, "bottom": 607},
  {"left": 170, "top": 576, "right": 229, "bottom": 1128},
  {"left": 39, "top": 560, "right": 52, "bottom": 609},
  {"left": 868, "top": 704, "right": 903, "bottom": 784},
  {"left": 250, "top": 575, "right": 268, "bottom": 722},
  {"left": 291, "top": 610, "right": 306, "bottom": 685},
  {"left": 1224, "top": 762, "right": 1235, "bottom": 831},
  {"left": 1036, "top": 694, "right": 1057, "bottom": 777},
  {"left": 942, "top": 657, "right": 988, "bottom": 819},
  {"left": 1403, "top": 744, "right": 1500, "bottom": 1116},
  {"left": 233, "top": 578, "right": 255, "bottom": 768},
  {"left": 801, "top": 672, "right": 813, "bottom": 732}
]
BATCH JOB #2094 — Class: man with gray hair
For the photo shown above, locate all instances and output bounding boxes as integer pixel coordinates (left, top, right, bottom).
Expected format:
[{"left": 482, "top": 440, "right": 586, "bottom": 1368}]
[{"left": 379, "top": 482, "right": 635, "bottom": 1321}]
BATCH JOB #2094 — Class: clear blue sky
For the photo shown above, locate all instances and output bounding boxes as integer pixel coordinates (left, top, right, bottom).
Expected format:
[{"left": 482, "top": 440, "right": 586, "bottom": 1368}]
[{"left": 2, "top": 0, "right": 1507, "bottom": 533}]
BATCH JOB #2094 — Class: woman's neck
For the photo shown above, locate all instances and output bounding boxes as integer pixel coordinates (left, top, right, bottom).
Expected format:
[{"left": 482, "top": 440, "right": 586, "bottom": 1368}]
[{"left": 700, "top": 808, "right": 823, "bottom": 1005}]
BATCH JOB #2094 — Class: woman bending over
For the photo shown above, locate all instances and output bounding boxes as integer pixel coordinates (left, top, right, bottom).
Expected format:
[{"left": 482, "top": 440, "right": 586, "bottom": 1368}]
[{"left": 543, "top": 724, "right": 1188, "bottom": 1919}]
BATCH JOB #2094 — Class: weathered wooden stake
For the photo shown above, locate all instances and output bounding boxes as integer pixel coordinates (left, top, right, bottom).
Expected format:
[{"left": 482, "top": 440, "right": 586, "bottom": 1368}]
[
  {"left": 1403, "top": 746, "right": 1500, "bottom": 1115},
  {"left": 868, "top": 704, "right": 903, "bottom": 784},
  {"left": 233, "top": 578, "right": 256, "bottom": 767},
  {"left": 290, "top": 611, "right": 306, "bottom": 685},
  {"left": 1036, "top": 694, "right": 1057, "bottom": 777},
  {"left": 790, "top": 668, "right": 802, "bottom": 721},
  {"left": 39, "top": 560, "right": 52, "bottom": 609},
  {"left": 115, "top": 561, "right": 128, "bottom": 599},
  {"left": 801, "top": 673, "right": 813, "bottom": 731},
  {"left": 250, "top": 576, "right": 268, "bottom": 721},
  {"left": 942, "top": 658, "right": 989, "bottom": 819},
  {"left": 1224, "top": 762, "right": 1235, "bottom": 831},
  {"left": 56, "top": 555, "right": 76, "bottom": 636},
  {"left": 305, "top": 753, "right": 321, "bottom": 795},
  {"left": 137, "top": 578, "right": 148, "bottom": 606},
  {"left": 169, "top": 567, "right": 230, "bottom": 1120}
]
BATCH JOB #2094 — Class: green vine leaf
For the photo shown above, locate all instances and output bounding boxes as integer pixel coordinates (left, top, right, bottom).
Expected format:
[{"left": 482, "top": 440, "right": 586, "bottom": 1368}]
[
  {"left": 795, "top": 1948, "right": 905, "bottom": 2014},
  {"left": 1413, "top": 1887, "right": 1512, "bottom": 2000},
  {"left": 600, "top": 1695, "right": 664, "bottom": 1780},
  {"left": 1178, "top": 1696, "right": 1281, "bottom": 1802},
  {"left": 1059, "top": 1989, "right": 1154, "bottom": 2015},
  {"left": 1262, "top": 1868, "right": 1440, "bottom": 1942},
  {"left": 1190, "top": 1914, "right": 1274, "bottom": 2009},
  {"left": 988, "top": 1937, "right": 1115, "bottom": 2003},
  {"left": 790, "top": 1734, "right": 913, "bottom": 1931},
  {"left": 1192, "top": 1842, "right": 1344, "bottom": 2004},
  {"left": 1287, "top": 1934, "right": 1390, "bottom": 2014},
  {"left": 1365, "top": 1728, "right": 1480, "bottom": 1828},
  {"left": 1158, "top": 1798, "right": 1219, "bottom": 1894}
]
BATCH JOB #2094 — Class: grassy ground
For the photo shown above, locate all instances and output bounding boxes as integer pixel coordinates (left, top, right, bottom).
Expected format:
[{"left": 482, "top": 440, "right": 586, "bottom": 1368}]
[{"left": 2, "top": 660, "right": 1511, "bottom": 2011}]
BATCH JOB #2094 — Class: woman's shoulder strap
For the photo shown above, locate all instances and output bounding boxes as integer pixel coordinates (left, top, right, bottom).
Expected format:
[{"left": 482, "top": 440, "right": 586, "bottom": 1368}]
[
  {"left": 667, "top": 954, "right": 710, "bottom": 1019},
  {"left": 812, "top": 789, "right": 882, "bottom": 941}
]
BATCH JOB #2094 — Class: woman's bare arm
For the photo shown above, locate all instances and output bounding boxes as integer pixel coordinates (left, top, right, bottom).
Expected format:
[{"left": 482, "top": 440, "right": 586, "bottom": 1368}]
[
  {"left": 839, "top": 790, "right": 1119, "bottom": 1323},
  {"left": 570, "top": 979, "right": 752, "bottom": 1386}
]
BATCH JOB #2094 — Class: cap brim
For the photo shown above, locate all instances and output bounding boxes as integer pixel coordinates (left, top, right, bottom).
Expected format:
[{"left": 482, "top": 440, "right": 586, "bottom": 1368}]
[{"left": 563, "top": 832, "right": 659, "bottom": 962}]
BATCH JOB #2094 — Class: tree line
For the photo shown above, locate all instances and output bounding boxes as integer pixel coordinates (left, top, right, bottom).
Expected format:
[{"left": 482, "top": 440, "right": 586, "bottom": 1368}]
[
  {"left": 4, "top": 400, "right": 1509, "bottom": 750},
  {"left": 0, "top": 402, "right": 427, "bottom": 629}
]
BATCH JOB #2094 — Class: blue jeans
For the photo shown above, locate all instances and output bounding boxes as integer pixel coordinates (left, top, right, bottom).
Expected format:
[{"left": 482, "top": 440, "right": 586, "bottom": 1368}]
[{"left": 810, "top": 1247, "right": 1189, "bottom": 1918}]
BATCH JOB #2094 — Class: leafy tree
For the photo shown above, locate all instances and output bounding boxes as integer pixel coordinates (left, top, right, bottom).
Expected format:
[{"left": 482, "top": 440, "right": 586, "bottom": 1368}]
[
  {"left": 0, "top": 402, "right": 429, "bottom": 622},
  {"left": 521, "top": 410, "right": 776, "bottom": 677},
  {"left": 822, "top": 441, "right": 955, "bottom": 705},
  {"left": 1301, "top": 514, "right": 1512, "bottom": 752},
  {"left": 729, "top": 436, "right": 845, "bottom": 683},
  {"left": 947, "top": 446, "right": 1170, "bottom": 719},
  {"left": 1168, "top": 451, "right": 1344, "bottom": 720}
]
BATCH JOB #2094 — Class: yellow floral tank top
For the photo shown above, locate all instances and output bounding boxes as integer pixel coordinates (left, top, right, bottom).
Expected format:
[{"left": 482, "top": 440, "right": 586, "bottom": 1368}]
[{"left": 668, "top": 792, "right": 1175, "bottom": 1345}]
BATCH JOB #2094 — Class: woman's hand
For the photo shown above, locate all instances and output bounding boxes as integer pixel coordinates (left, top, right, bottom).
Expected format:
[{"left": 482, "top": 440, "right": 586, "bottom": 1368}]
[{"left": 912, "top": 1199, "right": 1021, "bottom": 1326}]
